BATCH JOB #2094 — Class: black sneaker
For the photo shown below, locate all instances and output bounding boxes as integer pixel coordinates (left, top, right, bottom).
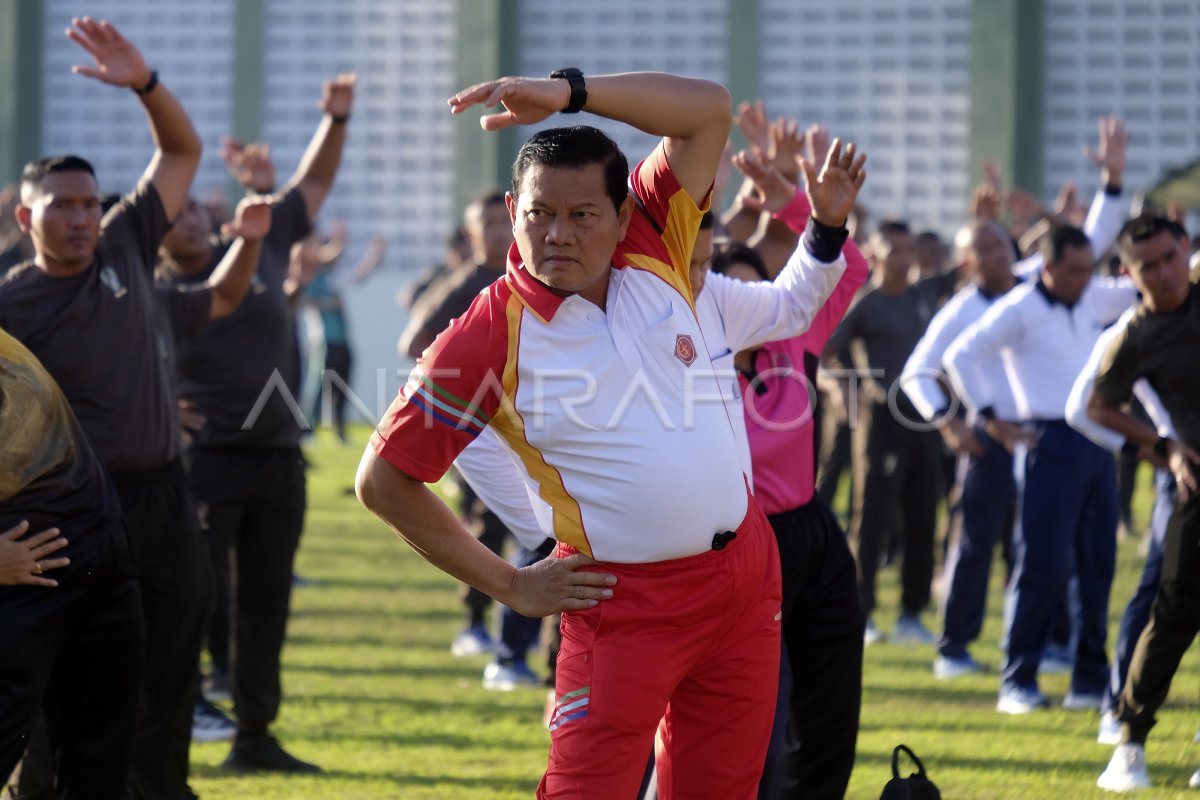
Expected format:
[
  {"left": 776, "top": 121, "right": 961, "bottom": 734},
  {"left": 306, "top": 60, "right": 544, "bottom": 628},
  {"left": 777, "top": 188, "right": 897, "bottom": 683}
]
[{"left": 220, "top": 734, "right": 321, "bottom": 774}]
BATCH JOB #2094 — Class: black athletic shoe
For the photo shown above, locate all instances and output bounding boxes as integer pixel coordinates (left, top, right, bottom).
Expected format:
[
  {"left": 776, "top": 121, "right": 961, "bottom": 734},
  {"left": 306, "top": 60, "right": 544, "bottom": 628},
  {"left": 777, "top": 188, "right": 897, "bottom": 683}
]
[{"left": 220, "top": 734, "right": 321, "bottom": 774}]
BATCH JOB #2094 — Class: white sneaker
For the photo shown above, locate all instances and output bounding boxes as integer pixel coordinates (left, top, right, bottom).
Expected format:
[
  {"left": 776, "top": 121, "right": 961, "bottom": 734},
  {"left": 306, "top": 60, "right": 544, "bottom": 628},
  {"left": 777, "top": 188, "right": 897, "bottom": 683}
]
[
  {"left": 1063, "top": 691, "right": 1105, "bottom": 711},
  {"left": 1097, "top": 743, "right": 1151, "bottom": 792},
  {"left": 482, "top": 660, "right": 539, "bottom": 691},
  {"left": 934, "top": 654, "right": 984, "bottom": 680},
  {"left": 997, "top": 686, "right": 1049, "bottom": 715},
  {"left": 450, "top": 624, "right": 494, "bottom": 657},
  {"left": 892, "top": 614, "right": 936, "bottom": 645},
  {"left": 1098, "top": 712, "right": 1122, "bottom": 745},
  {"left": 864, "top": 618, "right": 886, "bottom": 646}
]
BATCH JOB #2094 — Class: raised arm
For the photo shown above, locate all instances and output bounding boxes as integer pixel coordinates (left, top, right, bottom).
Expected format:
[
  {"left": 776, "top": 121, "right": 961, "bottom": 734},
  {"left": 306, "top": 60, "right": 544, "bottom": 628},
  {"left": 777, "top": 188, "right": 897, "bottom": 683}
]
[
  {"left": 67, "top": 17, "right": 201, "bottom": 221},
  {"left": 713, "top": 143, "right": 867, "bottom": 352},
  {"left": 450, "top": 71, "right": 731, "bottom": 205},
  {"left": 203, "top": 196, "right": 275, "bottom": 319},
  {"left": 283, "top": 74, "right": 357, "bottom": 220}
]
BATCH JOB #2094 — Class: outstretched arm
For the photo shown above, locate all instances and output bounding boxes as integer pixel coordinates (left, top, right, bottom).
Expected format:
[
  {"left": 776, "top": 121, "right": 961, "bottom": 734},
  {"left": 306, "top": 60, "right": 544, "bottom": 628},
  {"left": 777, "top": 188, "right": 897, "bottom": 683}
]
[
  {"left": 67, "top": 17, "right": 201, "bottom": 221},
  {"left": 713, "top": 141, "right": 866, "bottom": 352},
  {"left": 449, "top": 72, "right": 731, "bottom": 205},
  {"left": 283, "top": 73, "right": 357, "bottom": 220},
  {"left": 203, "top": 196, "right": 275, "bottom": 319}
]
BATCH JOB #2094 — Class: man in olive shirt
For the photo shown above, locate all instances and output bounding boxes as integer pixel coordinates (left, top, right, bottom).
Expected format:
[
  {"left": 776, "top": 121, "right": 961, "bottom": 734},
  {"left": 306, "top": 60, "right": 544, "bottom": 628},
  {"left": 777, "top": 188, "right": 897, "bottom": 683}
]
[
  {"left": 157, "top": 73, "right": 356, "bottom": 774},
  {"left": 1089, "top": 215, "right": 1200, "bottom": 792}
]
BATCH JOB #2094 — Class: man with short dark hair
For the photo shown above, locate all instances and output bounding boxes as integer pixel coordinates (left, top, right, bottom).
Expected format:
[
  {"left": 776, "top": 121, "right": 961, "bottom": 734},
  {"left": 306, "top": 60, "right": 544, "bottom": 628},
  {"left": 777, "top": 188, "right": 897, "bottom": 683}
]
[
  {"left": 400, "top": 190, "right": 514, "bottom": 360},
  {"left": 1088, "top": 215, "right": 1200, "bottom": 792},
  {"left": 946, "top": 222, "right": 1137, "bottom": 716},
  {"left": 358, "top": 70, "right": 860, "bottom": 798},
  {"left": 0, "top": 17, "right": 246, "bottom": 799}
]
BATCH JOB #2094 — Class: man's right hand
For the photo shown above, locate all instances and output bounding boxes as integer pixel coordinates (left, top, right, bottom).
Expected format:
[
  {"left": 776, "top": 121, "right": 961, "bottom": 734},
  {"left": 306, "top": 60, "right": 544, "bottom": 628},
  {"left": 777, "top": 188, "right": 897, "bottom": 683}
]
[
  {"left": 941, "top": 418, "right": 986, "bottom": 459},
  {"left": 66, "top": 18, "right": 152, "bottom": 90},
  {"left": 1167, "top": 441, "right": 1200, "bottom": 503},
  {"left": 502, "top": 553, "right": 617, "bottom": 617},
  {"left": 0, "top": 521, "right": 70, "bottom": 587},
  {"left": 984, "top": 418, "right": 1038, "bottom": 454}
]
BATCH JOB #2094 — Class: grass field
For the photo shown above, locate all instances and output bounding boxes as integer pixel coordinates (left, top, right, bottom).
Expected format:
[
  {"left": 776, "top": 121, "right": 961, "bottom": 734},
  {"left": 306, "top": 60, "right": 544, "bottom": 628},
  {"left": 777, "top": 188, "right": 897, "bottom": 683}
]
[{"left": 186, "top": 429, "right": 1200, "bottom": 799}]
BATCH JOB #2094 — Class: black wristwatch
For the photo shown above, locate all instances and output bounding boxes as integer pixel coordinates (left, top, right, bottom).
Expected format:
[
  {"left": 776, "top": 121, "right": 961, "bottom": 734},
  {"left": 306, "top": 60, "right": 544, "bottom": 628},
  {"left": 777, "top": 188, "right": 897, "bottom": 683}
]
[
  {"left": 549, "top": 68, "right": 587, "bottom": 113},
  {"left": 1154, "top": 436, "right": 1172, "bottom": 459}
]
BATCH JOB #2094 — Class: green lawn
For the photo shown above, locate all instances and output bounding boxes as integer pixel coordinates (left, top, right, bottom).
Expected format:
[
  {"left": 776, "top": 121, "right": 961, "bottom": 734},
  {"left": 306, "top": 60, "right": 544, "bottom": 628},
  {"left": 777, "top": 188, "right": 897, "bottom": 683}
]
[{"left": 187, "top": 430, "right": 1200, "bottom": 799}]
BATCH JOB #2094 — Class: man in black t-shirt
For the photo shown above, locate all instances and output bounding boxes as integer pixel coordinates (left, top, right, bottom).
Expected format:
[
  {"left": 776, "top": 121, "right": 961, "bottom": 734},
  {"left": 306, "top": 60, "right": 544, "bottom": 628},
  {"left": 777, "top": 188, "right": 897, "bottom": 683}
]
[
  {"left": 0, "top": 19, "right": 276, "bottom": 799},
  {"left": 157, "top": 73, "right": 356, "bottom": 775},
  {"left": 1088, "top": 215, "right": 1200, "bottom": 792}
]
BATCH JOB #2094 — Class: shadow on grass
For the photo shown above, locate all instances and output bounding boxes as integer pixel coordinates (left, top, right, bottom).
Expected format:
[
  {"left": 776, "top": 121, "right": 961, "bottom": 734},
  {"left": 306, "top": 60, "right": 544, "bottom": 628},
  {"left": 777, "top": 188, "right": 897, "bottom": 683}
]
[
  {"left": 287, "top": 633, "right": 459, "bottom": 650},
  {"left": 299, "top": 693, "right": 547, "bottom": 716},
  {"left": 286, "top": 662, "right": 490, "bottom": 680},
  {"left": 855, "top": 748, "right": 1106, "bottom": 775},
  {"left": 293, "top": 607, "right": 459, "bottom": 622},
  {"left": 190, "top": 764, "right": 535, "bottom": 791},
  {"left": 858, "top": 716, "right": 1057, "bottom": 735},
  {"left": 292, "top": 576, "right": 459, "bottom": 592},
  {"left": 284, "top": 729, "right": 537, "bottom": 750},
  {"left": 862, "top": 683, "right": 998, "bottom": 704}
]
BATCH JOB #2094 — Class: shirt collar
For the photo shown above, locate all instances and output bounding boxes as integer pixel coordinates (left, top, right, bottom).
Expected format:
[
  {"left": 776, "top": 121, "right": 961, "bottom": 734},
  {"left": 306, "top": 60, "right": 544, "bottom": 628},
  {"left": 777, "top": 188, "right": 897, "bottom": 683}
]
[
  {"left": 503, "top": 242, "right": 566, "bottom": 324},
  {"left": 977, "top": 273, "right": 1023, "bottom": 302},
  {"left": 1035, "top": 276, "right": 1077, "bottom": 310}
]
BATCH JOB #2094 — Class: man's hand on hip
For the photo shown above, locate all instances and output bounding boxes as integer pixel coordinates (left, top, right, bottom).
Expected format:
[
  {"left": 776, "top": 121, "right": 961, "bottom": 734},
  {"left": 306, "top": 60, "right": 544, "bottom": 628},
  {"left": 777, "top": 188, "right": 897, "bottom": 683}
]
[{"left": 502, "top": 552, "right": 617, "bottom": 617}]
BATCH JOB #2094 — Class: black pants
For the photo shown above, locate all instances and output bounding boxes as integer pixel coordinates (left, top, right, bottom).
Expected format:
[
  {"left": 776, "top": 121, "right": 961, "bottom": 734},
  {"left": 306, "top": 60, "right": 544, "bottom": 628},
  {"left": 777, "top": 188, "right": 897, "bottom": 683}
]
[
  {"left": 323, "top": 342, "right": 353, "bottom": 441},
  {"left": 0, "top": 529, "right": 144, "bottom": 800},
  {"left": 816, "top": 416, "right": 852, "bottom": 516},
  {"left": 1118, "top": 493, "right": 1200, "bottom": 743},
  {"left": 116, "top": 462, "right": 212, "bottom": 799},
  {"left": 187, "top": 447, "right": 306, "bottom": 734},
  {"left": 849, "top": 402, "right": 942, "bottom": 617},
  {"left": 759, "top": 499, "right": 864, "bottom": 800}
]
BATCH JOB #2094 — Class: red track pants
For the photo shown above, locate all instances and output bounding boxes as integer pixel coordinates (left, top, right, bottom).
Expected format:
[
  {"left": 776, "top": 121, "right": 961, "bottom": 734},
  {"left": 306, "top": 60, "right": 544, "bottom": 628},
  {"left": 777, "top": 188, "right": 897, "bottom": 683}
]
[{"left": 539, "top": 492, "right": 782, "bottom": 799}]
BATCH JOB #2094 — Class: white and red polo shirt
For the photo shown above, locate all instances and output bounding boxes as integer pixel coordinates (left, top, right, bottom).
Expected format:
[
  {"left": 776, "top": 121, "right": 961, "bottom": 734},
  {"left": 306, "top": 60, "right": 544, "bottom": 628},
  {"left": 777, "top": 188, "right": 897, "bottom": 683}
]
[{"left": 372, "top": 145, "right": 750, "bottom": 563}]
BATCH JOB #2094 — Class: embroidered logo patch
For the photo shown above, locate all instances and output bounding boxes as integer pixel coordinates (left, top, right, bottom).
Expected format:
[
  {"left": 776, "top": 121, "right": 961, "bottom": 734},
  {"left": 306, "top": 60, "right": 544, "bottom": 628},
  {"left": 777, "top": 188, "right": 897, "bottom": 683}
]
[
  {"left": 99, "top": 266, "right": 127, "bottom": 299},
  {"left": 548, "top": 686, "right": 590, "bottom": 732},
  {"left": 674, "top": 334, "right": 696, "bottom": 367}
]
